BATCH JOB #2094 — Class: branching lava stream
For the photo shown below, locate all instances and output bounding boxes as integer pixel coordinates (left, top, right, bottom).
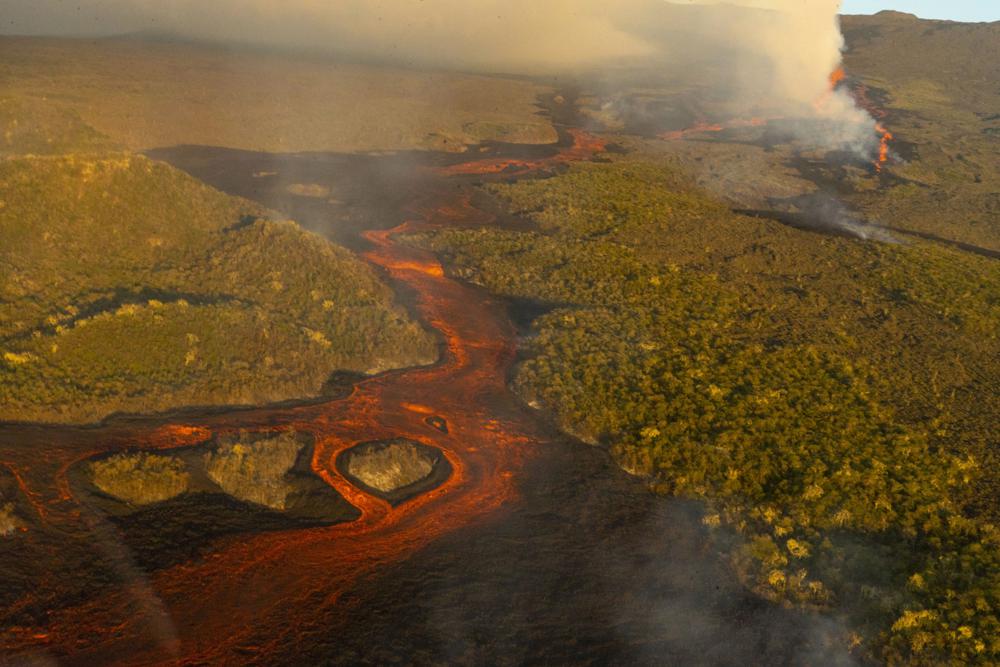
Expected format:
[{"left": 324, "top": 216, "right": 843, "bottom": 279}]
[
  {"left": 1, "top": 130, "right": 608, "bottom": 665},
  {"left": 2, "top": 110, "right": 855, "bottom": 665}
]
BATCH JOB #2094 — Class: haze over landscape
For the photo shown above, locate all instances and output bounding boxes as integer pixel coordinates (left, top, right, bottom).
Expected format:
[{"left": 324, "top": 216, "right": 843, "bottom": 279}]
[
  {"left": 842, "top": 1, "right": 1000, "bottom": 22},
  {"left": 0, "top": 1, "right": 998, "bottom": 665}
]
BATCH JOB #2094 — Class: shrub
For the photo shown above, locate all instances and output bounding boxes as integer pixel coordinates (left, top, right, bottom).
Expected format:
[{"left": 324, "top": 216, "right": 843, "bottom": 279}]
[
  {"left": 0, "top": 503, "right": 23, "bottom": 536},
  {"left": 204, "top": 431, "right": 302, "bottom": 510},
  {"left": 414, "top": 157, "right": 1000, "bottom": 663},
  {"left": 344, "top": 439, "right": 436, "bottom": 493},
  {"left": 89, "top": 452, "right": 190, "bottom": 505}
]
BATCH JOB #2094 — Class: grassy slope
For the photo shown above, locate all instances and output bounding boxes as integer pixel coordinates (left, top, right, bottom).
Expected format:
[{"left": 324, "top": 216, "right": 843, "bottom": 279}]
[
  {"left": 413, "top": 158, "right": 1000, "bottom": 663},
  {"left": 0, "top": 113, "right": 436, "bottom": 424},
  {"left": 0, "top": 36, "right": 556, "bottom": 154},
  {"left": 842, "top": 11, "right": 1000, "bottom": 251}
]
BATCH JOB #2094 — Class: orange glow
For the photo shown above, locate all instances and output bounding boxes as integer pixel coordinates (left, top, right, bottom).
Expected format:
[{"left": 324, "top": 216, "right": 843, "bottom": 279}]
[
  {"left": 659, "top": 117, "right": 768, "bottom": 141},
  {"left": 0, "top": 129, "right": 607, "bottom": 663},
  {"left": 435, "top": 129, "right": 607, "bottom": 177},
  {"left": 875, "top": 122, "right": 894, "bottom": 172},
  {"left": 371, "top": 256, "right": 445, "bottom": 277},
  {"left": 828, "top": 67, "right": 846, "bottom": 88},
  {"left": 812, "top": 66, "right": 848, "bottom": 113},
  {"left": 153, "top": 424, "right": 212, "bottom": 445},
  {"left": 659, "top": 66, "right": 895, "bottom": 174},
  {"left": 849, "top": 79, "right": 894, "bottom": 172}
]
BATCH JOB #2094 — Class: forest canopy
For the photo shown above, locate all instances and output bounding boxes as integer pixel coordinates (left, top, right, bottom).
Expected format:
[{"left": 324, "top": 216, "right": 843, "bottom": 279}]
[{"left": 413, "top": 158, "right": 1000, "bottom": 663}]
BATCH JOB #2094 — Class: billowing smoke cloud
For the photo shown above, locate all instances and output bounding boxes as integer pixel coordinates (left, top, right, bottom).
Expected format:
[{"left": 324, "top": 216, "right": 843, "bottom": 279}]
[{"left": 4, "top": 0, "right": 878, "bottom": 152}]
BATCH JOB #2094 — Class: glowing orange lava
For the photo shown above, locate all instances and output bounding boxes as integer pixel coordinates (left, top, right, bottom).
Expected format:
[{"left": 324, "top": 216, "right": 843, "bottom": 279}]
[
  {"left": 875, "top": 122, "right": 894, "bottom": 172},
  {"left": 828, "top": 67, "right": 846, "bottom": 88},
  {"left": 436, "top": 129, "right": 606, "bottom": 176},
  {"left": 847, "top": 76, "right": 894, "bottom": 172},
  {"left": 0, "top": 130, "right": 606, "bottom": 665},
  {"left": 812, "top": 66, "right": 848, "bottom": 113},
  {"left": 660, "top": 66, "right": 894, "bottom": 174},
  {"left": 658, "top": 117, "right": 768, "bottom": 141}
]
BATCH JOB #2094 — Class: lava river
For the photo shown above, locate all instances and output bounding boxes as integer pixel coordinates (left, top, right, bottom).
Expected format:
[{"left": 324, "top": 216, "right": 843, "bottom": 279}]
[{"left": 0, "top": 130, "right": 606, "bottom": 665}]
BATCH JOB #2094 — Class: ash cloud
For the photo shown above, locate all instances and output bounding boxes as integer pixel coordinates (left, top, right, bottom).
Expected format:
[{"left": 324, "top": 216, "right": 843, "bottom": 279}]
[{"left": 3, "top": 0, "right": 879, "bottom": 153}]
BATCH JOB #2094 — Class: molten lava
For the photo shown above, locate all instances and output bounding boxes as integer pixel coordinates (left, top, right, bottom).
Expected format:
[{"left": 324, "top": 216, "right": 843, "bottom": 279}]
[
  {"left": 0, "top": 128, "right": 607, "bottom": 664},
  {"left": 874, "top": 122, "right": 893, "bottom": 172},
  {"left": 658, "top": 117, "right": 768, "bottom": 141},
  {"left": 847, "top": 77, "right": 894, "bottom": 172},
  {"left": 659, "top": 66, "right": 894, "bottom": 174},
  {"left": 436, "top": 129, "right": 605, "bottom": 176},
  {"left": 661, "top": 66, "right": 849, "bottom": 142}
]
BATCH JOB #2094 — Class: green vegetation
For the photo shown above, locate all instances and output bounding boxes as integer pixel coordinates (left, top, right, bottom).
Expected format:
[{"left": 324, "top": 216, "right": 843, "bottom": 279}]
[
  {"left": 0, "top": 97, "right": 117, "bottom": 157},
  {"left": 204, "top": 431, "right": 303, "bottom": 510},
  {"left": 88, "top": 452, "right": 190, "bottom": 506},
  {"left": 343, "top": 439, "right": 437, "bottom": 493},
  {"left": 414, "top": 159, "right": 1000, "bottom": 663},
  {"left": 0, "top": 118, "right": 437, "bottom": 423}
]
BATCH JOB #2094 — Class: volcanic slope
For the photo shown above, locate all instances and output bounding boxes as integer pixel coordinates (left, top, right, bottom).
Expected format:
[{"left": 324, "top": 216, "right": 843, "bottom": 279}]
[
  {"left": 0, "top": 36, "right": 556, "bottom": 154},
  {"left": 414, "top": 155, "right": 1000, "bottom": 664},
  {"left": 0, "top": 105, "right": 436, "bottom": 424},
  {"left": 841, "top": 11, "right": 1000, "bottom": 251}
]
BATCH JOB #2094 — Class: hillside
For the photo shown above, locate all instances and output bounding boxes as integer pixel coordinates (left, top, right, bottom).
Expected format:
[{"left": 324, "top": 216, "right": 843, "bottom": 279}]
[
  {"left": 0, "top": 36, "right": 556, "bottom": 154},
  {"left": 841, "top": 11, "right": 1000, "bottom": 251},
  {"left": 0, "top": 115, "right": 436, "bottom": 424},
  {"left": 413, "top": 154, "right": 1000, "bottom": 663},
  {"left": 0, "top": 12, "right": 996, "bottom": 665},
  {"left": 407, "top": 15, "right": 1000, "bottom": 663}
]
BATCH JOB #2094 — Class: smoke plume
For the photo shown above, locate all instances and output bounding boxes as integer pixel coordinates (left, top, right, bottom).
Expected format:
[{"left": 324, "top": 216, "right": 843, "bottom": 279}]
[{"left": 4, "top": 0, "right": 878, "bottom": 152}]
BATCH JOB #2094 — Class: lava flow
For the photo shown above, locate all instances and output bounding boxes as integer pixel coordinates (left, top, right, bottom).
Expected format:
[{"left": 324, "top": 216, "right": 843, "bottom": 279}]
[
  {"left": 658, "top": 116, "right": 769, "bottom": 142},
  {"left": 874, "top": 122, "right": 894, "bottom": 172},
  {"left": 659, "top": 66, "right": 894, "bottom": 173},
  {"left": 0, "top": 131, "right": 606, "bottom": 664},
  {"left": 436, "top": 128, "right": 605, "bottom": 176},
  {"left": 847, "top": 76, "right": 895, "bottom": 172},
  {"left": 654, "top": 75, "right": 848, "bottom": 140}
]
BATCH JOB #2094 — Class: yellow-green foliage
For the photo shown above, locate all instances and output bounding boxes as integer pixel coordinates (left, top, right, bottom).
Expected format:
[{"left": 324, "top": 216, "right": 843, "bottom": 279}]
[
  {"left": 89, "top": 452, "right": 190, "bottom": 506},
  {"left": 417, "top": 159, "right": 1000, "bottom": 664},
  {"left": 345, "top": 440, "right": 436, "bottom": 493},
  {"left": 0, "top": 502, "right": 22, "bottom": 536},
  {"left": 204, "top": 431, "right": 302, "bottom": 510},
  {"left": 0, "top": 137, "right": 435, "bottom": 423},
  {"left": 0, "top": 96, "right": 116, "bottom": 156}
]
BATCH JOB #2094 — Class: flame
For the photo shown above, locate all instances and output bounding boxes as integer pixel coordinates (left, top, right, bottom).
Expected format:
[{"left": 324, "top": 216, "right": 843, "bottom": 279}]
[
  {"left": 812, "top": 66, "right": 847, "bottom": 114},
  {"left": 849, "top": 78, "right": 894, "bottom": 173},
  {"left": 828, "top": 67, "right": 846, "bottom": 88},
  {"left": 875, "top": 122, "right": 893, "bottom": 173},
  {"left": 659, "top": 67, "right": 895, "bottom": 174}
]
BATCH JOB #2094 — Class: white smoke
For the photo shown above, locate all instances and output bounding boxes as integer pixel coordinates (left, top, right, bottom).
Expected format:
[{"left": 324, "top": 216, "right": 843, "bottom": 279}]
[
  {"left": 3, "top": 0, "right": 878, "bottom": 152},
  {"left": 726, "top": 1, "right": 876, "bottom": 149}
]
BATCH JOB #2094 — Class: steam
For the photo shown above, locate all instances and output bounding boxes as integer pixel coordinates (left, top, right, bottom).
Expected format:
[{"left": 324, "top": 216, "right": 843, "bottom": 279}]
[{"left": 4, "top": 0, "right": 879, "bottom": 153}]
